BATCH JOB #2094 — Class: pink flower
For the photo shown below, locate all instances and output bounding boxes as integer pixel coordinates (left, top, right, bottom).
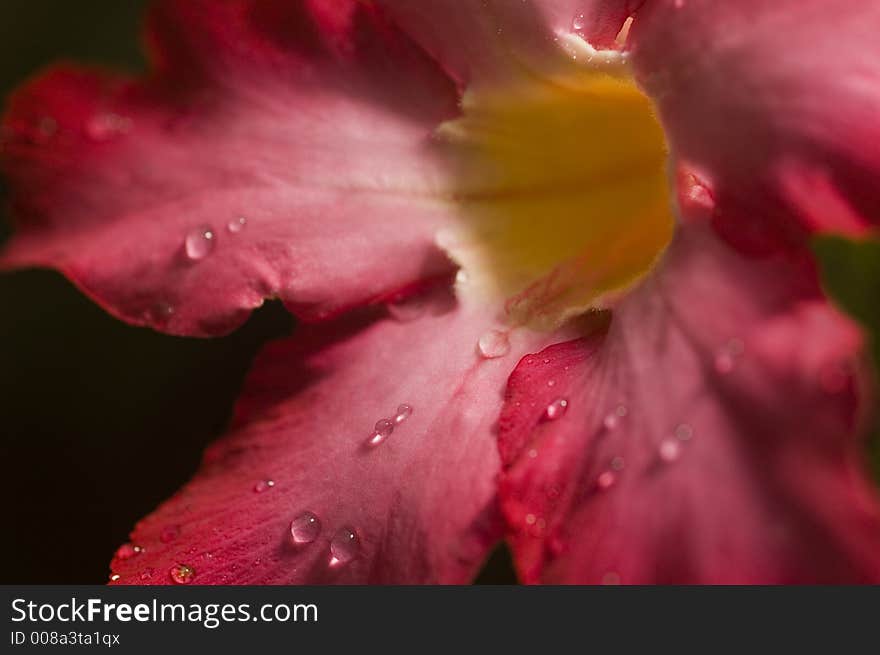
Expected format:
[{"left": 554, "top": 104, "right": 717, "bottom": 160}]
[{"left": 2, "top": 0, "right": 880, "bottom": 584}]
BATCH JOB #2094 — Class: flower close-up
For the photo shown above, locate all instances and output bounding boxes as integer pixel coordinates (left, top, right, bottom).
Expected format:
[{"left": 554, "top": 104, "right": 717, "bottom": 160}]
[{"left": 2, "top": 0, "right": 880, "bottom": 585}]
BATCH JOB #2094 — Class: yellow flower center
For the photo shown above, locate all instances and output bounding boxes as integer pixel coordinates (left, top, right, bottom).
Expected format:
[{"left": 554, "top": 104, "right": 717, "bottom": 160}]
[{"left": 437, "top": 40, "right": 673, "bottom": 327}]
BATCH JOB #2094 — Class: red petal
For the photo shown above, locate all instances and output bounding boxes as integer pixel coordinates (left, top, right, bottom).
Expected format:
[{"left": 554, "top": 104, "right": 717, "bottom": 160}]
[
  {"left": 0, "top": 0, "right": 459, "bottom": 335},
  {"left": 499, "top": 224, "right": 880, "bottom": 583},
  {"left": 109, "top": 290, "right": 570, "bottom": 584},
  {"left": 631, "top": 0, "right": 880, "bottom": 253}
]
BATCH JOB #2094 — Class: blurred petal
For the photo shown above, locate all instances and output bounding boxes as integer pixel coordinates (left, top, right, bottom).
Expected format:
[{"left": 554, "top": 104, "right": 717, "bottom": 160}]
[
  {"left": 0, "top": 0, "right": 459, "bottom": 335},
  {"left": 631, "top": 0, "right": 880, "bottom": 253},
  {"left": 499, "top": 224, "right": 880, "bottom": 583},
  {"left": 110, "top": 290, "right": 573, "bottom": 584}
]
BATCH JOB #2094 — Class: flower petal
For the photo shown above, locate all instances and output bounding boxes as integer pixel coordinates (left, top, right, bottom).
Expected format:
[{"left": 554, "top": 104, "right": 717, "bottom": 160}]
[
  {"left": 498, "top": 224, "right": 880, "bottom": 583},
  {"left": 376, "top": 0, "right": 639, "bottom": 87},
  {"left": 631, "top": 0, "right": 880, "bottom": 253},
  {"left": 0, "top": 0, "right": 459, "bottom": 335},
  {"left": 109, "top": 289, "right": 572, "bottom": 584}
]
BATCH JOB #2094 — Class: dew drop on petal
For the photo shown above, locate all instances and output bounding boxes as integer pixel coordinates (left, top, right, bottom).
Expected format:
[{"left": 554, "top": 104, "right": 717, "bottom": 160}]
[
  {"left": 169, "top": 564, "right": 195, "bottom": 585},
  {"left": 159, "top": 525, "right": 179, "bottom": 543},
  {"left": 683, "top": 175, "right": 714, "bottom": 210},
  {"left": 658, "top": 438, "right": 681, "bottom": 462},
  {"left": 477, "top": 329, "right": 511, "bottom": 359},
  {"left": 544, "top": 398, "right": 569, "bottom": 420},
  {"left": 253, "top": 479, "right": 275, "bottom": 493},
  {"left": 109, "top": 574, "right": 121, "bottom": 582},
  {"left": 455, "top": 269, "right": 469, "bottom": 284},
  {"left": 140, "top": 567, "right": 155, "bottom": 581},
  {"left": 329, "top": 527, "right": 360, "bottom": 567},
  {"left": 148, "top": 301, "right": 175, "bottom": 324},
  {"left": 525, "top": 513, "right": 537, "bottom": 525},
  {"left": 596, "top": 471, "right": 616, "bottom": 490},
  {"left": 227, "top": 216, "right": 247, "bottom": 233},
  {"left": 610, "top": 456, "right": 625, "bottom": 471},
  {"left": 571, "top": 12, "right": 586, "bottom": 32},
  {"left": 674, "top": 423, "right": 693, "bottom": 441},
  {"left": 394, "top": 404, "right": 413, "bottom": 424},
  {"left": 290, "top": 511, "right": 322, "bottom": 545},
  {"left": 714, "top": 352, "right": 734, "bottom": 374},
  {"left": 714, "top": 338, "right": 744, "bottom": 375},
  {"left": 114, "top": 543, "right": 141, "bottom": 561},
  {"left": 603, "top": 405, "right": 626, "bottom": 430},
  {"left": 185, "top": 226, "right": 216, "bottom": 261},
  {"left": 367, "top": 418, "right": 395, "bottom": 447}
]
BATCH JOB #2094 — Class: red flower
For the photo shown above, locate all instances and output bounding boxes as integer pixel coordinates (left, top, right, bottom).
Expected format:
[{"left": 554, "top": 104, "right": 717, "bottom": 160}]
[{"left": 2, "top": 0, "right": 879, "bottom": 583}]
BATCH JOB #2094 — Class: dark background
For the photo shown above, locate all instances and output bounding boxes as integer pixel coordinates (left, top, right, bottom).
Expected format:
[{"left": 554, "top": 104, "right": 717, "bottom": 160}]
[{"left": 0, "top": 1, "right": 875, "bottom": 585}]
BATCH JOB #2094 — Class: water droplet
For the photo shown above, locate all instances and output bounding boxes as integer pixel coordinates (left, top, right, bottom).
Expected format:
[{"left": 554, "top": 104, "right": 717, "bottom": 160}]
[
  {"left": 387, "top": 296, "right": 426, "bottom": 322},
  {"left": 227, "top": 216, "right": 247, "bottom": 233},
  {"left": 169, "top": 564, "right": 195, "bottom": 585},
  {"left": 714, "top": 338, "right": 744, "bottom": 374},
  {"left": 140, "top": 567, "right": 155, "bottom": 581},
  {"left": 527, "top": 448, "right": 538, "bottom": 459},
  {"left": 185, "top": 226, "right": 216, "bottom": 261},
  {"left": 477, "top": 329, "right": 511, "bottom": 359},
  {"left": 159, "top": 525, "right": 179, "bottom": 543},
  {"left": 455, "top": 269, "right": 469, "bottom": 284},
  {"left": 367, "top": 418, "right": 395, "bottom": 447},
  {"left": 525, "top": 513, "right": 537, "bottom": 525},
  {"left": 544, "top": 398, "right": 569, "bottom": 420},
  {"left": 148, "top": 301, "right": 175, "bottom": 324},
  {"left": 658, "top": 438, "right": 681, "bottom": 462},
  {"left": 290, "top": 511, "right": 322, "bottom": 544},
  {"left": 684, "top": 175, "right": 714, "bottom": 209},
  {"left": 674, "top": 423, "right": 693, "bottom": 441},
  {"left": 603, "top": 405, "right": 627, "bottom": 429},
  {"left": 329, "top": 527, "right": 360, "bottom": 567},
  {"left": 253, "top": 479, "right": 275, "bottom": 493},
  {"left": 572, "top": 13, "right": 586, "bottom": 32},
  {"left": 610, "top": 456, "right": 625, "bottom": 471},
  {"left": 109, "top": 574, "right": 121, "bottom": 582},
  {"left": 394, "top": 404, "right": 413, "bottom": 424},
  {"left": 547, "top": 379, "right": 556, "bottom": 387},
  {"left": 114, "top": 543, "right": 142, "bottom": 561},
  {"left": 596, "top": 471, "right": 616, "bottom": 490}
]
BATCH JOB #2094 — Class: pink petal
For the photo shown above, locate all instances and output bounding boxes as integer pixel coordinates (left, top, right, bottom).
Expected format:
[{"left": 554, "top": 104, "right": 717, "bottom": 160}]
[
  {"left": 0, "top": 0, "right": 459, "bottom": 335},
  {"left": 109, "top": 290, "right": 571, "bottom": 584},
  {"left": 499, "top": 223, "right": 880, "bottom": 583},
  {"left": 376, "top": 0, "right": 639, "bottom": 86},
  {"left": 630, "top": 0, "right": 880, "bottom": 253}
]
